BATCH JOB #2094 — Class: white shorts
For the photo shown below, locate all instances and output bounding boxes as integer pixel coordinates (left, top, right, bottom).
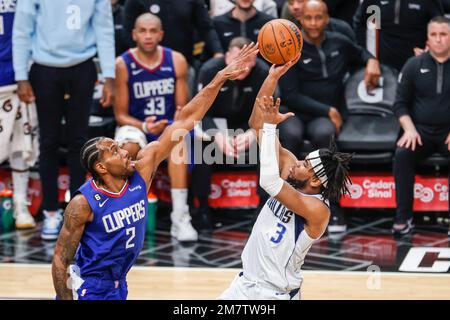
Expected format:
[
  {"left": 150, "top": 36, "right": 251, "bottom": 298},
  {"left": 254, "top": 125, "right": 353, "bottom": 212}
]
[
  {"left": 114, "top": 125, "right": 148, "bottom": 149},
  {"left": 218, "top": 272, "right": 301, "bottom": 300}
]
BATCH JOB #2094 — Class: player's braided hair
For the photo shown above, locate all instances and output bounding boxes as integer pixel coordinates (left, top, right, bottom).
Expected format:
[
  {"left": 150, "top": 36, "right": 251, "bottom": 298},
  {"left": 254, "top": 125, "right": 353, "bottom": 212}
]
[
  {"left": 315, "top": 140, "right": 353, "bottom": 202},
  {"left": 80, "top": 137, "right": 104, "bottom": 181}
]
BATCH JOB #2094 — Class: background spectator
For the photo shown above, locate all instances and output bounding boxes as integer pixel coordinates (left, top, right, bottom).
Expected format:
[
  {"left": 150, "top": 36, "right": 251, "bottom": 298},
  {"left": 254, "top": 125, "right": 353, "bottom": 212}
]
[
  {"left": 209, "top": 0, "right": 278, "bottom": 18},
  {"left": 112, "top": 0, "right": 129, "bottom": 56},
  {"left": 213, "top": 0, "right": 274, "bottom": 51},
  {"left": 278, "top": 0, "right": 380, "bottom": 233},
  {"left": 13, "top": 0, "right": 115, "bottom": 240},
  {"left": 353, "top": 0, "right": 444, "bottom": 71},
  {"left": 114, "top": 13, "right": 198, "bottom": 242},
  {"left": 323, "top": 0, "right": 359, "bottom": 26},
  {"left": 123, "top": 0, "right": 224, "bottom": 67},
  {"left": 282, "top": 0, "right": 355, "bottom": 41},
  {"left": 0, "top": 0, "right": 37, "bottom": 230},
  {"left": 192, "top": 37, "right": 269, "bottom": 231},
  {"left": 392, "top": 16, "right": 450, "bottom": 235}
]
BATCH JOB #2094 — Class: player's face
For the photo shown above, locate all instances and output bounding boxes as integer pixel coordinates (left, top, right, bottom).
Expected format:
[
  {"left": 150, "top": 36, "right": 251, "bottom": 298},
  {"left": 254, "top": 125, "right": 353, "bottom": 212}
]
[
  {"left": 225, "top": 46, "right": 256, "bottom": 80},
  {"left": 300, "top": 3, "right": 329, "bottom": 40},
  {"left": 288, "top": 0, "right": 306, "bottom": 21},
  {"left": 98, "top": 139, "right": 135, "bottom": 178},
  {"left": 288, "top": 159, "right": 315, "bottom": 183},
  {"left": 427, "top": 23, "right": 450, "bottom": 57},
  {"left": 133, "top": 21, "right": 164, "bottom": 54}
]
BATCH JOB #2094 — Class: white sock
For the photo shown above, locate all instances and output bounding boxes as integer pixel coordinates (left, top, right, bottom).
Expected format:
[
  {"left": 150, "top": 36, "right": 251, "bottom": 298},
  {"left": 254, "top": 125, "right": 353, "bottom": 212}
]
[
  {"left": 171, "top": 188, "right": 188, "bottom": 214},
  {"left": 12, "top": 170, "right": 29, "bottom": 204}
]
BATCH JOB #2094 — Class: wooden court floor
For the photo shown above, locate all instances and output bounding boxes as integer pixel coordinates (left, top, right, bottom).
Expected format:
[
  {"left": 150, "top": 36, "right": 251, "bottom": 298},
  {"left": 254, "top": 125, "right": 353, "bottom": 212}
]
[{"left": 0, "top": 264, "right": 449, "bottom": 300}]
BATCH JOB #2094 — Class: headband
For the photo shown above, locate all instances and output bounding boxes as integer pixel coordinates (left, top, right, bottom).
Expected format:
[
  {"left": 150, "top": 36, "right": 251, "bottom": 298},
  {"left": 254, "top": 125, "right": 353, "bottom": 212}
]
[{"left": 306, "top": 150, "right": 328, "bottom": 188}]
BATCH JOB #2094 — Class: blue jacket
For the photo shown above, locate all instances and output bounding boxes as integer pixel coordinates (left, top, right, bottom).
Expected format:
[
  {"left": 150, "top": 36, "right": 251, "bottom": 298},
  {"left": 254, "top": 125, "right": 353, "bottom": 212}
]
[{"left": 12, "top": 0, "right": 115, "bottom": 80}]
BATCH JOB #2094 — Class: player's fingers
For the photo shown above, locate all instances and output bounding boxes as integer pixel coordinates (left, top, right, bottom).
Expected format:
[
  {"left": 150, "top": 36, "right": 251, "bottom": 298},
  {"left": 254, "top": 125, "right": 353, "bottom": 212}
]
[
  {"left": 275, "top": 97, "right": 281, "bottom": 111},
  {"left": 417, "top": 135, "right": 423, "bottom": 146},
  {"left": 405, "top": 138, "right": 411, "bottom": 150},
  {"left": 282, "top": 112, "right": 295, "bottom": 121},
  {"left": 269, "top": 96, "right": 274, "bottom": 111}
]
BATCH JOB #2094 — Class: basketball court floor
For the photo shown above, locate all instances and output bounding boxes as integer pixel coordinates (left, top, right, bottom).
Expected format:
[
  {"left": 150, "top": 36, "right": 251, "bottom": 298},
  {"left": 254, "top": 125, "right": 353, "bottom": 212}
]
[{"left": 0, "top": 208, "right": 449, "bottom": 299}]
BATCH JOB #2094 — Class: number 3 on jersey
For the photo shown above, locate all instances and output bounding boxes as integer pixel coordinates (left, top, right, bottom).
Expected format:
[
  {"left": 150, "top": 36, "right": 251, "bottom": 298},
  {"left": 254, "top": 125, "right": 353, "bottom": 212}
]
[{"left": 270, "top": 223, "right": 286, "bottom": 244}]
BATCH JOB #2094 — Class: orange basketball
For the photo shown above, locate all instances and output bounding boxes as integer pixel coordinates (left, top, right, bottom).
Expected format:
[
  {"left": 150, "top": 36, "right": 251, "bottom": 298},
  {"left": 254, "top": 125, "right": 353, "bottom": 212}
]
[{"left": 257, "top": 19, "right": 303, "bottom": 65}]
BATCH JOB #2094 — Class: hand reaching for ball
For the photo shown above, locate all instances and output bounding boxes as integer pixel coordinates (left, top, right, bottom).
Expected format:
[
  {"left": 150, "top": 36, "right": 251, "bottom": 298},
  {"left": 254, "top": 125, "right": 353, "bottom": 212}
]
[{"left": 219, "top": 42, "right": 259, "bottom": 81}]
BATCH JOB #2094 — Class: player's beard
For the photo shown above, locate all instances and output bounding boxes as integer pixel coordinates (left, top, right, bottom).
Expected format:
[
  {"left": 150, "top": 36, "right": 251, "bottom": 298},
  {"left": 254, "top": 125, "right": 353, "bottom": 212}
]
[{"left": 286, "top": 176, "right": 308, "bottom": 191}]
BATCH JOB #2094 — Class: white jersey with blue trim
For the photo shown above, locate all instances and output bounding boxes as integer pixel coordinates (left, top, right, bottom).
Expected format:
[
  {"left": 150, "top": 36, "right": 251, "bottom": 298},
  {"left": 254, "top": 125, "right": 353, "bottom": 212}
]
[{"left": 241, "top": 194, "right": 328, "bottom": 292}]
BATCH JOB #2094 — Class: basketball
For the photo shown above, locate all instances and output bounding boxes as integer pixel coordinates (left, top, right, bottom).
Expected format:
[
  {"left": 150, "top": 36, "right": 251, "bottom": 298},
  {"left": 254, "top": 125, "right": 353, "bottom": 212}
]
[{"left": 257, "top": 19, "right": 303, "bottom": 65}]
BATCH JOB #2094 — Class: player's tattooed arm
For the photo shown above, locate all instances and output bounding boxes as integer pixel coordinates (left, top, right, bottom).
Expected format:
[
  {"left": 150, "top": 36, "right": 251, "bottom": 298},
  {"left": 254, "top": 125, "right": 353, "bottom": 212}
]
[
  {"left": 52, "top": 194, "right": 93, "bottom": 300},
  {"left": 135, "top": 43, "right": 259, "bottom": 186}
]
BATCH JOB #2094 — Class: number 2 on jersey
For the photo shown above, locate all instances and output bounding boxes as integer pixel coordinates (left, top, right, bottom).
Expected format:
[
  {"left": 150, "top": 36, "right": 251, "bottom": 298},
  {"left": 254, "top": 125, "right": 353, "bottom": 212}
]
[
  {"left": 270, "top": 223, "right": 286, "bottom": 244},
  {"left": 126, "top": 227, "right": 135, "bottom": 249}
]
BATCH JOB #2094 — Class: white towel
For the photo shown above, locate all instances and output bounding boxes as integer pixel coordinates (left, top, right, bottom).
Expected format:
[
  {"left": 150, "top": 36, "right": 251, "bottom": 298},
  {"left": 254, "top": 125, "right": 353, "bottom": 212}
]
[{"left": 0, "top": 85, "right": 39, "bottom": 167}]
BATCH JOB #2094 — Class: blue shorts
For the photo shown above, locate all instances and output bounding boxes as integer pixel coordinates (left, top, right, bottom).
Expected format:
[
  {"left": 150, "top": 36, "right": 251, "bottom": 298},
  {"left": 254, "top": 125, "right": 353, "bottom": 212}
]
[{"left": 75, "top": 278, "right": 128, "bottom": 300}]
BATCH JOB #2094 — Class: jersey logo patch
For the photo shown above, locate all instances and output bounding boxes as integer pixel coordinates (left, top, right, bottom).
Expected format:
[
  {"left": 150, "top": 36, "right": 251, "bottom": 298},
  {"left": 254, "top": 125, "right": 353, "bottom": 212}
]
[
  {"left": 99, "top": 198, "right": 109, "bottom": 208},
  {"left": 129, "top": 185, "right": 142, "bottom": 192},
  {"left": 160, "top": 66, "right": 173, "bottom": 72},
  {"left": 420, "top": 68, "right": 430, "bottom": 74},
  {"left": 132, "top": 69, "right": 144, "bottom": 76}
]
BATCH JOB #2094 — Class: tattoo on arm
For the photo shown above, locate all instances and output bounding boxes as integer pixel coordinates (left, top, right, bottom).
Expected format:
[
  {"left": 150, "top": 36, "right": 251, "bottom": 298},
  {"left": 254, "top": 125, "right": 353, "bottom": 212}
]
[{"left": 52, "top": 196, "right": 91, "bottom": 300}]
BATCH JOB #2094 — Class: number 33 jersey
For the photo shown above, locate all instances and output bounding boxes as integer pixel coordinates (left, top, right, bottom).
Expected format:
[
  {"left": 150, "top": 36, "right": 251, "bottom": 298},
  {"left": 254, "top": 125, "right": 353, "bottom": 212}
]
[
  {"left": 241, "top": 194, "right": 328, "bottom": 292},
  {"left": 75, "top": 171, "right": 148, "bottom": 281},
  {"left": 121, "top": 46, "right": 176, "bottom": 142}
]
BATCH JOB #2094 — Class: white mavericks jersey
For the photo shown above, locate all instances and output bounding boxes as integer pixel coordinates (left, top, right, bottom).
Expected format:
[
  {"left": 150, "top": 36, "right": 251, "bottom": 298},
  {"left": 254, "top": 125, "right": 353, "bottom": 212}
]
[{"left": 241, "top": 194, "right": 329, "bottom": 292}]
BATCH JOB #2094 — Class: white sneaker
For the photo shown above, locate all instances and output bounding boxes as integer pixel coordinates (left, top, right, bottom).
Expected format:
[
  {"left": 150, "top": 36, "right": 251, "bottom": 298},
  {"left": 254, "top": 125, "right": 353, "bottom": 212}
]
[
  {"left": 41, "top": 209, "right": 64, "bottom": 240},
  {"left": 13, "top": 201, "right": 36, "bottom": 229},
  {"left": 170, "top": 211, "right": 198, "bottom": 242}
]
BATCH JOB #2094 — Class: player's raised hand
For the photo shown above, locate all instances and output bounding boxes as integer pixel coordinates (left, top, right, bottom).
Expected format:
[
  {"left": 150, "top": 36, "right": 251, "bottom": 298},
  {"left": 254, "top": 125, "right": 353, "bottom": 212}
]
[
  {"left": 268, "top": 52, "right": 301, "bottom": 79},
  {"left": 220, "top": 42, "right": 259, "bottom": 80},
  {"left": 257, "top": 96, "right": 294, "bottom": 125}
]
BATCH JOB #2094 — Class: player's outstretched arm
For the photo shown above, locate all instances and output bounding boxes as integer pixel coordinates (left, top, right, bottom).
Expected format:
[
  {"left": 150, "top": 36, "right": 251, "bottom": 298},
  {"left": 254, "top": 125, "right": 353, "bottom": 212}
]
[
  {"left": 258, "top": 96, "right": 329, "bottom": 239},
  {"left": 248, "top": 57, "right": 299, "bottom": 132},
  {"left": 52, "top": 195, "right": 93, "bottom": 300},
  {"left": 248, "top": 59, "right": 299, "bottom": 172},
  {"left": 134, "top": 42, "right": 259, "bottom": 186}
]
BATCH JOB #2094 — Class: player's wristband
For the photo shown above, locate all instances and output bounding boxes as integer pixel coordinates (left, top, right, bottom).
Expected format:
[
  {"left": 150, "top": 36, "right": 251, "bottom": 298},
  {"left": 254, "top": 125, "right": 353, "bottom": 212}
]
[{"left": 141, "top": 122, "right": 149, "bottom": 134}]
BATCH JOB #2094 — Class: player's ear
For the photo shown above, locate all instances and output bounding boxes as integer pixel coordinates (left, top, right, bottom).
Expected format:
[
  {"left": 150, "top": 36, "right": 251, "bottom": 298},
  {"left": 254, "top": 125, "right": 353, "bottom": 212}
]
[
  {"left": 95, "top": 162, "right": 108, "bottom": 175},
  {"left": 158, "top": 30, "right": 164, "bottom": 42},
  {"left": 310, "top": 175, "right": 322, "bottom": 188},
  {"left": 132, "top": 29, "right": 138, "bottom": 42}
]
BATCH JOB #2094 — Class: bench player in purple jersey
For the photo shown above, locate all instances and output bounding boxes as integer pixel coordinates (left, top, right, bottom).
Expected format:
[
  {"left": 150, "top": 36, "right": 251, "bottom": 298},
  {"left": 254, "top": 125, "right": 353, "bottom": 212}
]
[
  {"left": 51, "top": 41, "right": 259, "bottom": 300},
  {"left": 114, "top": 13, "right": 197, "bottom": 242}
]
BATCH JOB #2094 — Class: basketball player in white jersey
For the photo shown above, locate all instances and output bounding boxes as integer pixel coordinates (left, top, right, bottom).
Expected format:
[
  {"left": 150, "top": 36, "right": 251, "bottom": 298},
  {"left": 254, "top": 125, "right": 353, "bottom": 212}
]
[{"left": 219, "top": 61, "right": 352, "bottom": 300}]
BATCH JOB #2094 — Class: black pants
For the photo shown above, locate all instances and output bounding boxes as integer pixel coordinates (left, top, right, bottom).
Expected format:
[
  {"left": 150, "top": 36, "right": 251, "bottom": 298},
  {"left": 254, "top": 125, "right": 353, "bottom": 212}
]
[
  {"left": 278, "top": 110, "right": 337, "bottom": 159},
  {"left": 30, "top": 59, "right": 97, "bottom": 211},
  {"left": 393, "top": 125, "right": 450, "bottom": 223}
]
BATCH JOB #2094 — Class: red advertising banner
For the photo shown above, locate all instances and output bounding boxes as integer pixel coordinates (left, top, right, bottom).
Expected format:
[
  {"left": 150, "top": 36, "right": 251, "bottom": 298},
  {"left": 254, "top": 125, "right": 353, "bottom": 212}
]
[
  {"left": 341, "top": 173, "right": 448, "bottom": 211},
  {"left": 1, "top": 168, "right": 447, "bottom": 212},
  {"left": 192, "top": 171, "right": 260, "bottom": 209}
]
